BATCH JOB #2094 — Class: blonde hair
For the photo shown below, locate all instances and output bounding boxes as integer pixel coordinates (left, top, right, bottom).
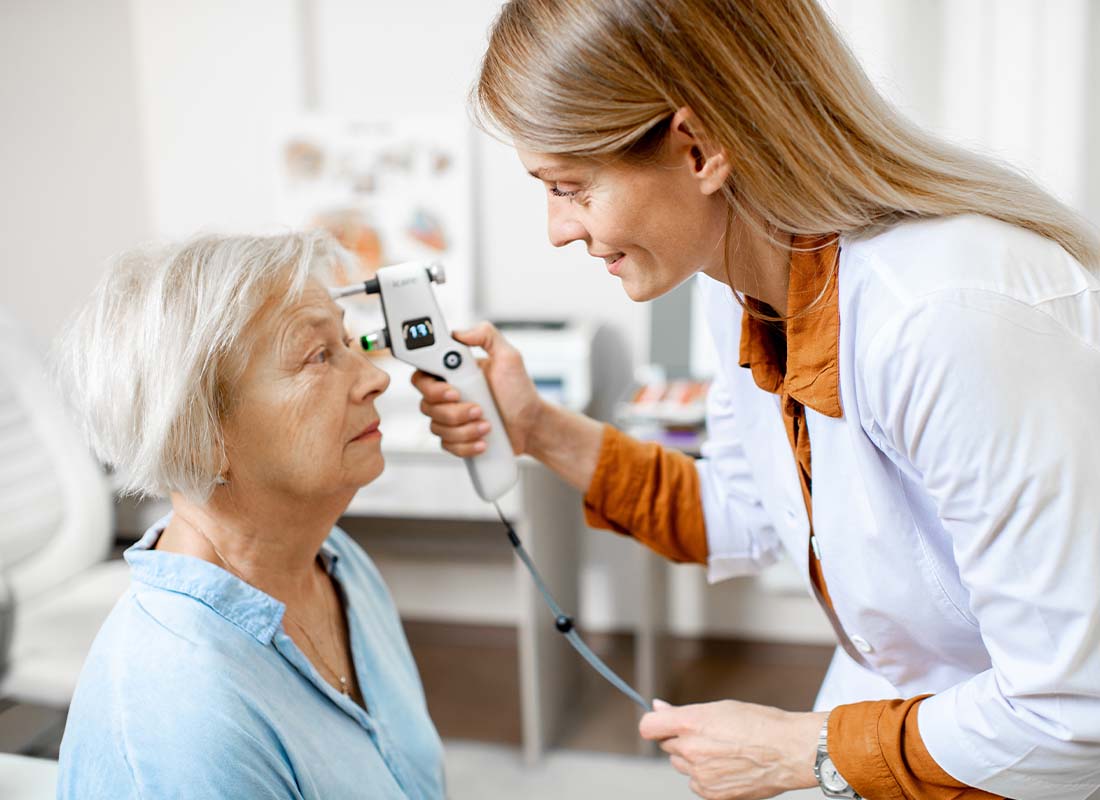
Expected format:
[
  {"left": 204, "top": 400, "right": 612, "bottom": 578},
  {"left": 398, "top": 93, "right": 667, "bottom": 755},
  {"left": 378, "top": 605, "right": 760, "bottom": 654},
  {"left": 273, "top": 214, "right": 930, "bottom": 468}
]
[
  {"left": 474, "top": 0, "right": 1100, "bottom": 271},
  {"left": 56, "top": 231, "right": 350, "bottom": 503}
]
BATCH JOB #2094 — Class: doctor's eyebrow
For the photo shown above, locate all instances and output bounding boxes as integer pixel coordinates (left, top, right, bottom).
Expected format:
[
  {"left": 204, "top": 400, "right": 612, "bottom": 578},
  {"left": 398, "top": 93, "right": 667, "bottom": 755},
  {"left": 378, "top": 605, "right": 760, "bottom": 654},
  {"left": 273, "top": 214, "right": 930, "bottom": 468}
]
[{"left": 527, "top": 167, "right": 568, "bottom": 181}]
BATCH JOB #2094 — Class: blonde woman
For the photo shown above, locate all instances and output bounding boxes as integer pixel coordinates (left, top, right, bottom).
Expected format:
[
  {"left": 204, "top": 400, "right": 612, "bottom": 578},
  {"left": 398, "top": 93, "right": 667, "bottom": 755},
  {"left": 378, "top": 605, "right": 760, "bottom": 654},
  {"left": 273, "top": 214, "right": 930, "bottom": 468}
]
[{"left": 414, "top": 1, "right": 1100, "bottom": 798}]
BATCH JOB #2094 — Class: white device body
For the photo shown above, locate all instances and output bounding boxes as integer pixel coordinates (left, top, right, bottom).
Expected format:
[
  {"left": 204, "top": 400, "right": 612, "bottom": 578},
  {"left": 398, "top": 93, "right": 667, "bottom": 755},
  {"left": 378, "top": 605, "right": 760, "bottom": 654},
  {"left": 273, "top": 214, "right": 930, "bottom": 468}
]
[{"left": 375, "top": 261, "right": 518, "bottom": 501}]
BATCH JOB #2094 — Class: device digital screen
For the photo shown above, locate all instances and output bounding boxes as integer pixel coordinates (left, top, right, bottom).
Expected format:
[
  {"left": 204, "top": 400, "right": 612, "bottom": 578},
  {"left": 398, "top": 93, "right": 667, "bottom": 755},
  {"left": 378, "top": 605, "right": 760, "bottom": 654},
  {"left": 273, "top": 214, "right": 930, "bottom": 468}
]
[{"left": 402, "top": 317, "right": 436, "bottom": 350}]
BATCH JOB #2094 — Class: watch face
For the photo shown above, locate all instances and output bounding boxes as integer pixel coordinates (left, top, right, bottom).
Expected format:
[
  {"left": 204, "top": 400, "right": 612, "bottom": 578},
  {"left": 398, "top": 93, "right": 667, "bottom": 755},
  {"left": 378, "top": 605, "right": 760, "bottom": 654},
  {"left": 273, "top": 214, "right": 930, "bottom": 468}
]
[{"left": 820, "top": 757, "right": 849, "bottom": 793}]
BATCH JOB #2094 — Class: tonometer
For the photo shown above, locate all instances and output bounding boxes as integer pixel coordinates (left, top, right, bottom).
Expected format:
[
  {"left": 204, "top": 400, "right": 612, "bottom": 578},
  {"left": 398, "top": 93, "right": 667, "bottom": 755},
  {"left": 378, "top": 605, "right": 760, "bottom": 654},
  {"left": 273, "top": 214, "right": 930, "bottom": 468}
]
[{"left": 331, "top": 261, "right": 650, "bottom": 712}]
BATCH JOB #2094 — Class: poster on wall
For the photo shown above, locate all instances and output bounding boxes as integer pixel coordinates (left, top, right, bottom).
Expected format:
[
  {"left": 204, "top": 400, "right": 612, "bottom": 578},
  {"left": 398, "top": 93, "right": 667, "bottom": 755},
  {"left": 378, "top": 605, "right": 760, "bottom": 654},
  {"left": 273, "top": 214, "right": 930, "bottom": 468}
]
[
  {"left": 273, "top": 116, "right": 476, "bottom": 449},
  {"left": 274, "top": 115, "right": 475, "bottom": 340}
]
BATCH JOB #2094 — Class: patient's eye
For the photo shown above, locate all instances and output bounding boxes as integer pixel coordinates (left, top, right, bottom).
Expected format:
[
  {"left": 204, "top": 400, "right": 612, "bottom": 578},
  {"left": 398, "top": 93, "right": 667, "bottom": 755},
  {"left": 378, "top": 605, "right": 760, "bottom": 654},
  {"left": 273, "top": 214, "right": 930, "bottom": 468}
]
[{"left": 308, "top": 347, "right": 329, "bottom": 365}]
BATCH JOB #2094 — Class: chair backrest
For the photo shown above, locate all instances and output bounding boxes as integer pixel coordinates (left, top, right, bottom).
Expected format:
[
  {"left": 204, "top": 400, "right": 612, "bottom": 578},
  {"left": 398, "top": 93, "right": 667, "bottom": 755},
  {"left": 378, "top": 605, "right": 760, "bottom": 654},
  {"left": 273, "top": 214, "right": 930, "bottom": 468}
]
[
  {"left": 0, "top": 307, "right": 112, "bottom": 603},
  {"left": 0, "top": 562, "right": 11, "bottom": 683}
]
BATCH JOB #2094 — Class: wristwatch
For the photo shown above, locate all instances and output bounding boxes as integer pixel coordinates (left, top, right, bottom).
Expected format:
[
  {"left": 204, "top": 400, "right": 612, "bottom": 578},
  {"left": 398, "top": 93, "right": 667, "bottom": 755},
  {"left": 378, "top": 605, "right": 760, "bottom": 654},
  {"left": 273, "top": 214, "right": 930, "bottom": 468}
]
[{"left": 814, "top": 715, "right": 861, "bottom": 798}]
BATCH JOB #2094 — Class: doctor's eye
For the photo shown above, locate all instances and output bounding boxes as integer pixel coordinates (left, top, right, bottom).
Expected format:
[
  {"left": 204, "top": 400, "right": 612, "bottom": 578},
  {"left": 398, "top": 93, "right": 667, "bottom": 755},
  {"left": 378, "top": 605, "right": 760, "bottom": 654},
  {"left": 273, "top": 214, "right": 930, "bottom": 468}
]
[{"left": 550, "top": 185, "right": 578, "bottom": 199}]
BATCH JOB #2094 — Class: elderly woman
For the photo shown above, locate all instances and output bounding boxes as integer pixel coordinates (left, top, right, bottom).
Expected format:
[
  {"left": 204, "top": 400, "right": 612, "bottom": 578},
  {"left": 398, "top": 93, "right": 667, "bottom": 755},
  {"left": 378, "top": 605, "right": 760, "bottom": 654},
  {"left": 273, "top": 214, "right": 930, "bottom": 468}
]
[{"left": 54, "top": 232, "right": 444, "bottom": 799}]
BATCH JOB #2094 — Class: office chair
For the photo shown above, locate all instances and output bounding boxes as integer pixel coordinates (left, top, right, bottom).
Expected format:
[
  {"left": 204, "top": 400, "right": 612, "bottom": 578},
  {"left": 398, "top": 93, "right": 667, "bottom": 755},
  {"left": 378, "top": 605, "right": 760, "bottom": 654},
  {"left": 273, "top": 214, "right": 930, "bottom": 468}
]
[{"left": 0, "top": 308, "right": 127, "bottom": 710}]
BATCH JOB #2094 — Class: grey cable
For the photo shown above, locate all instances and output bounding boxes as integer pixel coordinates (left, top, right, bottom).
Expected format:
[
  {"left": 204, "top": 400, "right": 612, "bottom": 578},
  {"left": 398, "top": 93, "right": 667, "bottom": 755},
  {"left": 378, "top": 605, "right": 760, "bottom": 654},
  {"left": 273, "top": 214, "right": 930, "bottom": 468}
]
[{"left": 493, "top": 502, "right": 650, "bottom": 712}]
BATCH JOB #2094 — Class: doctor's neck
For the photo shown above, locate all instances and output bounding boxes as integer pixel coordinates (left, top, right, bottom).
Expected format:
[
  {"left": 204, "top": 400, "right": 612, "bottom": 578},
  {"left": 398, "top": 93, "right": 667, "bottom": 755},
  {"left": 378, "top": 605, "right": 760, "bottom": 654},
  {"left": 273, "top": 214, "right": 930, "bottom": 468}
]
[{"left": 705, "top": 223, "right": 793, "bottom": 317}]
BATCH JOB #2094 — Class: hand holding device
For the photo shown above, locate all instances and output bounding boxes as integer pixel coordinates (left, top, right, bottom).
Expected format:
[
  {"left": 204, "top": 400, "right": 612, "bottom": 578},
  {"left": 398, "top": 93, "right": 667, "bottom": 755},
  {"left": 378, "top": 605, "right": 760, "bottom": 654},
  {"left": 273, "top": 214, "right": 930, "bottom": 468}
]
[
  {"left": 411, "top": 322, "right": 547, "bottom": 460},
  {"left": 331, "top": 261, "right": 518, "bottom": 501}
]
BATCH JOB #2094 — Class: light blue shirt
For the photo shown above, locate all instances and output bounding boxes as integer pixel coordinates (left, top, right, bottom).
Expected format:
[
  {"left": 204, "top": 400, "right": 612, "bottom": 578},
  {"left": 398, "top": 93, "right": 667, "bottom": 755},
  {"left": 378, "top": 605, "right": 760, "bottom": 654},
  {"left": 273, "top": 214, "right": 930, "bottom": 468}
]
[{"left": 57, "top": 515, "right": 445, "bottom": 799}]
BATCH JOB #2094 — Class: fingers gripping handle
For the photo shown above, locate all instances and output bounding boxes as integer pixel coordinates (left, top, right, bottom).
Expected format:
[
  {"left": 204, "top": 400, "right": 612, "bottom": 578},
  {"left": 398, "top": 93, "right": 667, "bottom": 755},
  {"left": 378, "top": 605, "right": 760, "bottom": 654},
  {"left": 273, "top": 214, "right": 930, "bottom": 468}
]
[
  {"left": 337, "top": 259, "right": 517, "bottom": 501},
  {"left": 452, "top": 372, "right": 518, "bottom": 501},
  {"left": 451, "top": 371, "right": 518, "bottom": 501}
]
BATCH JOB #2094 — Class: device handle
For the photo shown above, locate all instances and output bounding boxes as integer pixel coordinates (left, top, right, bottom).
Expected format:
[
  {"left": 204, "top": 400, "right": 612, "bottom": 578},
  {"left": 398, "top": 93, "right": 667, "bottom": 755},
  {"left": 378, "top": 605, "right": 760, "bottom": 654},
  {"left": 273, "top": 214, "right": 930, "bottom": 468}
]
[{"left": 448, "top": 370, "right": 518, "bottom": 501}]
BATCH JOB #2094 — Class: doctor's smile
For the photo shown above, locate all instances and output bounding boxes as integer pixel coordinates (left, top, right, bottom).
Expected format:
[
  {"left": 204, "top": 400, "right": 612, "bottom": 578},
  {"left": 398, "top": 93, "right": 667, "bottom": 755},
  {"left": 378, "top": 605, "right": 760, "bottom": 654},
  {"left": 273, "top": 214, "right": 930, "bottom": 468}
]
[{"left": 13, "top": 0, "right": 1096, "bottom": 799}]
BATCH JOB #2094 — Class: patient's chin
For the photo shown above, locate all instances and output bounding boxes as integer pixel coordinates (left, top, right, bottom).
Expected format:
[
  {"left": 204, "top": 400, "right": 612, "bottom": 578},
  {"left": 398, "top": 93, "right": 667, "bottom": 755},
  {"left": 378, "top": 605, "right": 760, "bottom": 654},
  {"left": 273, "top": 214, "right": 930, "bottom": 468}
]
[{"left": 353, "top": 453, "right": 385, "bottom": 488}]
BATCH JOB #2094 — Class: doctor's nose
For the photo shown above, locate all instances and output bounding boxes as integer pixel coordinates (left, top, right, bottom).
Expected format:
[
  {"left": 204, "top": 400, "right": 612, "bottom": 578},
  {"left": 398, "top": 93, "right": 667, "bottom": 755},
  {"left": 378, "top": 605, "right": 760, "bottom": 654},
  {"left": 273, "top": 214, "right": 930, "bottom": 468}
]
[{"left": 547, "top": 206, "right": 588, "bottom": 249}]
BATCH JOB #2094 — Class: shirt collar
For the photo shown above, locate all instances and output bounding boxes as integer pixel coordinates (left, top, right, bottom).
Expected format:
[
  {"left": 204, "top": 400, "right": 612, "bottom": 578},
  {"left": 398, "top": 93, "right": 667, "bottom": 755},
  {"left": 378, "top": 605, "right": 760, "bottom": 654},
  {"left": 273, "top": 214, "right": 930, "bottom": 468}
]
[
  {"left": 738, "top": 234, "right": 843, "bottom": 418},
  {"left": 124, "top": 512, "right": 341, "bottom": 645}
]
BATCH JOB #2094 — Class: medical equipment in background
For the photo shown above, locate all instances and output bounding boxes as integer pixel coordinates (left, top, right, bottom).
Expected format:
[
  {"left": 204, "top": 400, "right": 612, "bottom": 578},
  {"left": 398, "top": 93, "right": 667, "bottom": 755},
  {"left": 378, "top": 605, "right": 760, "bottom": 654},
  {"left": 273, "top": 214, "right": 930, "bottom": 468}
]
[
  {"left": 494, "top": 319, "right": 634, "bottom": 425},
  {"left": 493, "top": 321, "right": 592, "bottom": 411},
  {"left": 331, "top": 263, "right": 650, "bottom": 711}
]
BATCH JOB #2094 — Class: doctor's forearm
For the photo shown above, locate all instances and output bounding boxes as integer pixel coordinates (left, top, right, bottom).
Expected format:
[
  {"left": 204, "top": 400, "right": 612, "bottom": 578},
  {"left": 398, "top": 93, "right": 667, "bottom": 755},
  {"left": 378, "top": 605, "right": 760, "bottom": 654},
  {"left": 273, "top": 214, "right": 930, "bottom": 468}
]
[{"left": 524, "top": 401, "right": 605, "bottom": 493}]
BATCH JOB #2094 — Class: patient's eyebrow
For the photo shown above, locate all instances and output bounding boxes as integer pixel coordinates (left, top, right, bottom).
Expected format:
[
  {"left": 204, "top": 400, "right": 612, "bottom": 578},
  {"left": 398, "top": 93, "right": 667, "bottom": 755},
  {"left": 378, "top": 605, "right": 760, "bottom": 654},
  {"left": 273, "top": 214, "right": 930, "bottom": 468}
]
[
  {"left": 282, "top": 307, "right": 346, "bottom": 346},
  {"left": 296, "top": 306, "right": 346, "bottom": 329}
]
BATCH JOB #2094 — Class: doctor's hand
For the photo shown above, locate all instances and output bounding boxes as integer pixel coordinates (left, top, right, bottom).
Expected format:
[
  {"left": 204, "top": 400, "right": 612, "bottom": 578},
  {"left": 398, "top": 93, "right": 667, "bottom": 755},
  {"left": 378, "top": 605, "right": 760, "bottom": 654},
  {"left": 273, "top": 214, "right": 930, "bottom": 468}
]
[
  {"left": 411, "top": 322, "right": 546, "bottom": 457},
  {"left": 639, "top": 699, "right": 826, "bottom": 800}
]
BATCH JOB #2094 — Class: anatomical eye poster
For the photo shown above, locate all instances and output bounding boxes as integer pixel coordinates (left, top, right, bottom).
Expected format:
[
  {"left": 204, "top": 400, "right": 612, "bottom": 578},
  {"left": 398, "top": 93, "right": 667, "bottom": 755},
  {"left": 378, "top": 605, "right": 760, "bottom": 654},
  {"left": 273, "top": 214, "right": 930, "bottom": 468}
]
[{"left": 274, "top": 115, "right": 475, "bottom": 335}]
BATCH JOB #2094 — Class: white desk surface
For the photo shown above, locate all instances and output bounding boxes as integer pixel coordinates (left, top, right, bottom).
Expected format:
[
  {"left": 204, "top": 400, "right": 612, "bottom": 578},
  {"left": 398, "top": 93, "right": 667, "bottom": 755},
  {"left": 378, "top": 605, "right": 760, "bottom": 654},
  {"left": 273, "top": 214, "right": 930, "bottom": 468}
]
[{"left": 0, "top": 754, "right": 57, "bottom": 799}]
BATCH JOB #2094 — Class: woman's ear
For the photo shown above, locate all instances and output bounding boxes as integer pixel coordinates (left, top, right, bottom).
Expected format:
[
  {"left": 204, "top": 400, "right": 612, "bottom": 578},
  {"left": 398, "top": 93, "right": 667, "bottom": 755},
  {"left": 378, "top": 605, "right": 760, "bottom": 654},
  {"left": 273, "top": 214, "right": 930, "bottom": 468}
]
[{"left": 669, "top": 107, "right": 732, "bottom": 195}]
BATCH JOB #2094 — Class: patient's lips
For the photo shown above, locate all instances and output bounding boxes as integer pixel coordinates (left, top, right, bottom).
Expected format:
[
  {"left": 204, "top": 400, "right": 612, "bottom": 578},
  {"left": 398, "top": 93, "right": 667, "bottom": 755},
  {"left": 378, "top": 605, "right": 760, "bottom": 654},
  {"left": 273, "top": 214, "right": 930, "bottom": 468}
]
[{"left": 349, "top": 420, "right": 381, "bottom": 443}]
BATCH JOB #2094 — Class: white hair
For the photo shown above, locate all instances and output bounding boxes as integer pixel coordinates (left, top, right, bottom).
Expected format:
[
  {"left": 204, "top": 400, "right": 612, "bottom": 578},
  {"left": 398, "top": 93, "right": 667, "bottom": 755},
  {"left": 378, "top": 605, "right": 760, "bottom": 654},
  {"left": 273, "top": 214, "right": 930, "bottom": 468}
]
[{"left": 56, "top": 230, "right": 351, "bottom": 503}]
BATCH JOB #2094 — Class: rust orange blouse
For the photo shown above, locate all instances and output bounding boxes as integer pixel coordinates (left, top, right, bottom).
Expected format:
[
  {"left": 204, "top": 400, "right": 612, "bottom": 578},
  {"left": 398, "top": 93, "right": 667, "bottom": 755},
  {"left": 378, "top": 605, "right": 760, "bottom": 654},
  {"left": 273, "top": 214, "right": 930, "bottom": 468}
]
[{"left": 582, "top": 236, "right": 999, "bottom": 800}]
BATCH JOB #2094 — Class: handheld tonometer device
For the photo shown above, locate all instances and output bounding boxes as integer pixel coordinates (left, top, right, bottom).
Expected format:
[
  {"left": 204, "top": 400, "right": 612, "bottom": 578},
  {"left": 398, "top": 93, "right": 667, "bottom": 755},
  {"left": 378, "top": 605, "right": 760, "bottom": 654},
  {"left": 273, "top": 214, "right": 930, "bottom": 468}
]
[
  {"left": 331, "top": 262, "right": 651, "bottom": 712},
  {"left": 332, "top": 260, "right": 518, "bottom": 501}
]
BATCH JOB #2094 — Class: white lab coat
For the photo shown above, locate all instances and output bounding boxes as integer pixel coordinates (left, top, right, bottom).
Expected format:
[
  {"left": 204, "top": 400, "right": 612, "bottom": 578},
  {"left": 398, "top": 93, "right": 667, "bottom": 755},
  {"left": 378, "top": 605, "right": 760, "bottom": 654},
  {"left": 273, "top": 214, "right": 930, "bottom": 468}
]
[{"left": 696, "top": 214, "right": 1100, "bottom": 799}]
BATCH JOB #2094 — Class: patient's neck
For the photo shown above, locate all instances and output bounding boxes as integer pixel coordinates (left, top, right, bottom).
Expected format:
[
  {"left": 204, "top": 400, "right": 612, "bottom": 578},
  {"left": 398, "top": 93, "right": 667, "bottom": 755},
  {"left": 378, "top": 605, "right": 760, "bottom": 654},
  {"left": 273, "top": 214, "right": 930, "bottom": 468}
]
[{"left": 160, "top": 483, "right": 352, "bottom": 609}]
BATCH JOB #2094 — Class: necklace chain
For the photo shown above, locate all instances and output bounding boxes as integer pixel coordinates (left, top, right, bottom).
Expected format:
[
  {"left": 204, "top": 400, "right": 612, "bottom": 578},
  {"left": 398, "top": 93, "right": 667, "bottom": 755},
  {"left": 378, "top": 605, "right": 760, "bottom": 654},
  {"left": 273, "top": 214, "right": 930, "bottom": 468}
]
[{"left": 183, "top": 517, "right": 353, "bottom": 697}]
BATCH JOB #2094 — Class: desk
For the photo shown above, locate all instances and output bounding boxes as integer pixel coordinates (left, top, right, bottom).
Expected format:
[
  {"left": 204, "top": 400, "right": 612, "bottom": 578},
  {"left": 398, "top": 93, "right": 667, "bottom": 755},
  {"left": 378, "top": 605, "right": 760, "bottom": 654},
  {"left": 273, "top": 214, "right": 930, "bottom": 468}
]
[{"left": 0, "top": 753, "right": 57, "bottom": 799}]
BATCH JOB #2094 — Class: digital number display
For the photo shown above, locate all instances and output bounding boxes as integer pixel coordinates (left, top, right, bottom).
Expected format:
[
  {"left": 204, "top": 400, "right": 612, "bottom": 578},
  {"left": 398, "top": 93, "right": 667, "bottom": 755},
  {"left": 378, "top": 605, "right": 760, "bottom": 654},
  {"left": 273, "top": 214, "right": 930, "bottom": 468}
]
[{"left": 402, "top": 317, "right": 435, "bottom": 350}]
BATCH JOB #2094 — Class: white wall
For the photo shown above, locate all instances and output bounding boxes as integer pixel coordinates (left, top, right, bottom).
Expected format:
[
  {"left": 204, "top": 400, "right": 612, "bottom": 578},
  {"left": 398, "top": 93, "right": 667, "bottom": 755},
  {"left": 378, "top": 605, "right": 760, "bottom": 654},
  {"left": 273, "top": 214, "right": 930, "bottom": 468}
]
[
  {"left": 0, "top": 0, "right": 149, "bottom": 352},
  {"left": 129, "top": 0, "right": 304, "bottom": 238},
  {"left": 825, "top": 0, "right": 1095, "bottom": 216},
  {"left": 5, "top": 0, "right": 1098, "bottom": 645}
]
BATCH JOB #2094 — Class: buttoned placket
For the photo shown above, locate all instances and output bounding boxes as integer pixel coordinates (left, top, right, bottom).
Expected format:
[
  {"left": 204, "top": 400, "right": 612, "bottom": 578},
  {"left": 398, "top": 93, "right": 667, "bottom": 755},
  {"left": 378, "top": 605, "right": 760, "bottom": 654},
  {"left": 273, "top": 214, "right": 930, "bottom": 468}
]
[
  {"left": 272, "top": 558, "right": 416, "bottom": 797},
  {"left": 739, "top": 235, "right": 874, "bottom": 671}
]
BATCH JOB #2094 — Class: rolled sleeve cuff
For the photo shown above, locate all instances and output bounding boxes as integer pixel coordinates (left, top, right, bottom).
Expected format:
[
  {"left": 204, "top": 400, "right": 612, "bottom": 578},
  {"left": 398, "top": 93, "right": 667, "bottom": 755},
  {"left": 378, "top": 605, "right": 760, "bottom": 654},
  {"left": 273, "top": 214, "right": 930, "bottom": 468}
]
[
  {"left": 828, "top": 697, "right": 1000, "bottom": 800},
  {"left": 582, "top": 424, "right": 628, "bottom": 532},
  {"left": 582, "top": 424, "right": 708, "bottom": 564},
  {"left": 829, "top": 700, "right": 905, "bottom": 800}
]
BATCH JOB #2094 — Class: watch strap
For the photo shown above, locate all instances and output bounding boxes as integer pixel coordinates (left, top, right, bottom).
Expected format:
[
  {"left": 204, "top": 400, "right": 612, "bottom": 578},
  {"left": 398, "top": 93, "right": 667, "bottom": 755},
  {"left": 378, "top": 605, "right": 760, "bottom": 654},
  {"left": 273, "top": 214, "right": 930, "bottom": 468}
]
[{"left": 814, "top": 715, "right": 862, "bottom": 799}]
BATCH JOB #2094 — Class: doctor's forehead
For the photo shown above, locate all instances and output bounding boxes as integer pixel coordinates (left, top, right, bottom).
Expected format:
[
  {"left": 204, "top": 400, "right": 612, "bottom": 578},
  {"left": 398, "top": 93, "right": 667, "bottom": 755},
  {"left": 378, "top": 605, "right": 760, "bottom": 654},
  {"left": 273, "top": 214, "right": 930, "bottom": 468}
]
[{"left": 517, "top": 149, "right": 591, "bottom": 180}]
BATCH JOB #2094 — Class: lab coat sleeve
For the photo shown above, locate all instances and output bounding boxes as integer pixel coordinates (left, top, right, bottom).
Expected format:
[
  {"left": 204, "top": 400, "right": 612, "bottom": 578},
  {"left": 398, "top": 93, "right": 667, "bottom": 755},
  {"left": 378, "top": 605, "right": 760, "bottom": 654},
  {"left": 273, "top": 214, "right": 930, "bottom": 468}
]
[
  {"left": 696, "top": 365, "right": 782, "bottom": 582},
  {"left": 860, "top": 290, "right": 1100, "bottom": 800}
]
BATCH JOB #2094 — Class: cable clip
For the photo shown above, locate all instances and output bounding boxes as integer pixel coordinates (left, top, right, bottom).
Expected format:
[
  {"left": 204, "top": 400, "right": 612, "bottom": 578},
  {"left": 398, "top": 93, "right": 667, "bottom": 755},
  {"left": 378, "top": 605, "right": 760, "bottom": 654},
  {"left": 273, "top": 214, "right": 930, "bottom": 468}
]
[{"left": 555, "top": 614, "right": 575, "bottom": 634}]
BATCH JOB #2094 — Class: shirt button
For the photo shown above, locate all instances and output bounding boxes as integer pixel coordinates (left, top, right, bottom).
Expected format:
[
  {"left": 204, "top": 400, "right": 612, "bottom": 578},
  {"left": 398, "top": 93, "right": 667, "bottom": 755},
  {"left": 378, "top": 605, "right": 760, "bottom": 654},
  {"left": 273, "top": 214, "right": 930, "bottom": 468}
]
[
  {"left": 851, "top": 635, "right": 873, "bottom": 654},
  {"left": 785, "top": 507, "right": 798, "bottom": 521}
]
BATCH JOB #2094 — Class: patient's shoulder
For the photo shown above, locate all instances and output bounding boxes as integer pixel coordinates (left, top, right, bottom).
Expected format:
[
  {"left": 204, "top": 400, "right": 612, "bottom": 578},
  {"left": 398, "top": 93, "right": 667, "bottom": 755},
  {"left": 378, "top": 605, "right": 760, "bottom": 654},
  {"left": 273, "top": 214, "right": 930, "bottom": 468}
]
[
  {"left": 69, "top": 585, "right": 286, "bottom": 726},
  {"left": 60, "top": 592, "right": 295, "bottom": 797}
]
